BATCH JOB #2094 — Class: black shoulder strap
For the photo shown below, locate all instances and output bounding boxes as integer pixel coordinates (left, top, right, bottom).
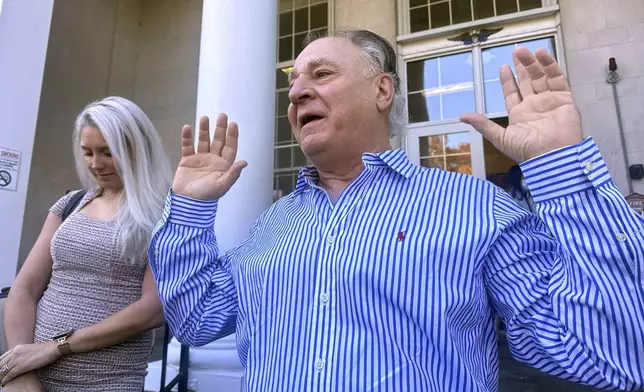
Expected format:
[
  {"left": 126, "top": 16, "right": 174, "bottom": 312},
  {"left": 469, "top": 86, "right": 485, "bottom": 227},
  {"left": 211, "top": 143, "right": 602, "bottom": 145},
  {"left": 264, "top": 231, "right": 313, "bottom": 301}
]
[{"left": 62, "top": 191, "right": 87, "bottom": 222}]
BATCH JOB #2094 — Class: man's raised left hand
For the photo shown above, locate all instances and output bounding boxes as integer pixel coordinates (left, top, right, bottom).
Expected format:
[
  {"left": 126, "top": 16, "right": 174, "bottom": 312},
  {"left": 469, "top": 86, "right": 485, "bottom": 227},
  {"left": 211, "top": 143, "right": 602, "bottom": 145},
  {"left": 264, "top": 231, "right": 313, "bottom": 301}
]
[{"left": 460, "top": 47, "right": 582, "bottom": 162}]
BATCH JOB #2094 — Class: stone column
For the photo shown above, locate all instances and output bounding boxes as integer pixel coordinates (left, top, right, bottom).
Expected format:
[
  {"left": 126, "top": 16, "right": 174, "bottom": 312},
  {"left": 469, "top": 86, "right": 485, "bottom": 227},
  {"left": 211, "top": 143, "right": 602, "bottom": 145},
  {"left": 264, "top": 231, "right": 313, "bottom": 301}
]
[
  {"left": 150, "top": 0, "right": 277, "bottom": 391},
  {"left": 0, "top": 0, "right": 54, "bottom": 290}
]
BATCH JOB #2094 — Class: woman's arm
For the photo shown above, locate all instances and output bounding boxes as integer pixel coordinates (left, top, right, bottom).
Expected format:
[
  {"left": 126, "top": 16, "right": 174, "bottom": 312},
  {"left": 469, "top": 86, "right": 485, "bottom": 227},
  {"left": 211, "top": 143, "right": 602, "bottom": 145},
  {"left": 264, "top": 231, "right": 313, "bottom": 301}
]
[
  {"left": 3, "top": 213, "right": 58, "bottom": 350},
  {"left": 1, "top": 212, "right": 59, "bottom": 389},
  {"left": 1, "top": 265, "right": 164, "bottom": 385},
  {"left": 64, "top": 265, "right": 164, "bottom": 354}
]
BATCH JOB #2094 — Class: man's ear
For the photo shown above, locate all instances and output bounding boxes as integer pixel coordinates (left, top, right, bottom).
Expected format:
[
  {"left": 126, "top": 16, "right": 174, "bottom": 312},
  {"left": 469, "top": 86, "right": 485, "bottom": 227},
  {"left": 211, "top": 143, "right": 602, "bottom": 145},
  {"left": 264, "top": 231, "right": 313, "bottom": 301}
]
[{"left": 375, "top": 73, "right": 395, "bottom": 114}]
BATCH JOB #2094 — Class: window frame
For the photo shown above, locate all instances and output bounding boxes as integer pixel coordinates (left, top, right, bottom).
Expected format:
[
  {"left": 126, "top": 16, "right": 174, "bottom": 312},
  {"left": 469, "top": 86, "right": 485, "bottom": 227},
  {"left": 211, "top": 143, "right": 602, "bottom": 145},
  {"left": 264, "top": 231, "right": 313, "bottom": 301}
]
[
  {"left": 398, "top": 11, "right": 566, "bottom": 128},
  {"left": 397, "top": 0, "right": 559, "bottom": 41},
  {"left": 273, "top": 0, "right": 334, "bottom": 200},
  {"left": 398, "top": 11, "right": 566, "bottom": 179},
  {"left": 276, "top": 0, "right": 335, "bottom": 68}
]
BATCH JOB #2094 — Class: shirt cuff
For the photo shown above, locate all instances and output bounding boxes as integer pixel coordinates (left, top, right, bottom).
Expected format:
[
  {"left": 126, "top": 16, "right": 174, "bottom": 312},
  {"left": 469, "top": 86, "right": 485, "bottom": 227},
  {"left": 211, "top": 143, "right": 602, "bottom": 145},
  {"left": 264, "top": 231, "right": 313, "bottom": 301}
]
[
  {"left": 160, "top": 190, "right": 218, "bottom": 228},
  {"left": 519, "top": 137, "right": 612, "bottom": 203}
]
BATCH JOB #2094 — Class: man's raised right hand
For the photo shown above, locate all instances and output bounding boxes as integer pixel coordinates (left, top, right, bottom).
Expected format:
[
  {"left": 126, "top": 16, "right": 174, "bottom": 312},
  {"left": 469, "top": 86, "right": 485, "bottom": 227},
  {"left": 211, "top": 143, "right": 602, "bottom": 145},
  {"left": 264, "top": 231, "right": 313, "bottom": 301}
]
[{"left": 172, "top": 113, "right": 247, "bottom": 201}]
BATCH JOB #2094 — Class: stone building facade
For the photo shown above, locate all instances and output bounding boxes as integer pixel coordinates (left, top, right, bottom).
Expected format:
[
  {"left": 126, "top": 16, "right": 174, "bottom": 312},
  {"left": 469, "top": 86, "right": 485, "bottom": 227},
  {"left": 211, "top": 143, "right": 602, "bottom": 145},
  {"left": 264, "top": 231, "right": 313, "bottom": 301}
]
[{"left": 0, "top": 0, "right": 642, "bottom": 390}]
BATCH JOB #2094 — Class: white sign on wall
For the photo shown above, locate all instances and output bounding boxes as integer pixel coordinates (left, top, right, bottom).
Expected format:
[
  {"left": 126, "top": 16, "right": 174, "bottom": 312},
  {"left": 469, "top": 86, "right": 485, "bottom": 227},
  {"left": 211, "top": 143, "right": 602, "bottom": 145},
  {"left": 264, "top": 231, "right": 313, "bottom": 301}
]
[{"left": 0, "top": 147, "right": 21, "bottom": 192}]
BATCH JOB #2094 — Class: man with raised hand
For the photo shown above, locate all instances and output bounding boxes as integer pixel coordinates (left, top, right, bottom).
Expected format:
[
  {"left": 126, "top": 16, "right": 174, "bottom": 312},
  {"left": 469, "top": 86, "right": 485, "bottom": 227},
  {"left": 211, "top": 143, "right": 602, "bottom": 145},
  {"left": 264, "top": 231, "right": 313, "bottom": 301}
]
[{"left": 148, "top": 30, "right": 644, "bottom": 392}]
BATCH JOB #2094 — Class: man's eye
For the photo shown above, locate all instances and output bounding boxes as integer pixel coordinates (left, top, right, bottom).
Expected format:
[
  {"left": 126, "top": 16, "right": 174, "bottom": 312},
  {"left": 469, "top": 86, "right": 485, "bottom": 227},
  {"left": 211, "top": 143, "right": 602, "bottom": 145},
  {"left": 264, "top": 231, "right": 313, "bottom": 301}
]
[{"left": 315, "top": 70, "right": 331, "bottom": 78}]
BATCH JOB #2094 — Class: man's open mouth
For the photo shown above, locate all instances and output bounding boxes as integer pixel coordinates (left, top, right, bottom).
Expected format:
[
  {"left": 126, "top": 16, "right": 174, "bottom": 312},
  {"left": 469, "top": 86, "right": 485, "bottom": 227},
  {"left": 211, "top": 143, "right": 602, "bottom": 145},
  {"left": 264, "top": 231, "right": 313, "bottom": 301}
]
[{"left": 300, "top": 114, "right": 324, "bottom": 128}]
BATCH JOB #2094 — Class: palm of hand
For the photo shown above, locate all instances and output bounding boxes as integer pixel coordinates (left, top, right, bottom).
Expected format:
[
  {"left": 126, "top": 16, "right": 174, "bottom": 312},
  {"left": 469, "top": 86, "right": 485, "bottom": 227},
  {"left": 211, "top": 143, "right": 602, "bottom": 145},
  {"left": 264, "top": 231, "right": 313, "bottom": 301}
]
[
  {"left": 171, "top": 113, "right": 247, "bottom": 201},
  {"left": 503, "top": 90, "right": 582, "bottom": 162},
  {"left": 173, "top": 154, "right": 235, "bottom": 201},
  {"left": 461, "top": 47, "right": 583, "bottom": 163}
]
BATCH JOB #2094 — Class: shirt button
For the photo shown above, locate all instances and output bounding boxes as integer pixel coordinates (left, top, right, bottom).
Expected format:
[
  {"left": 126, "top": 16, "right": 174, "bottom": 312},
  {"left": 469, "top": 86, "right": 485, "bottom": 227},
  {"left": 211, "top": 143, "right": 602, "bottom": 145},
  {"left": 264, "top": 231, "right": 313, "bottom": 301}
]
[
  {"left": 616, "top": 233, "right": 627, "bottom": 243},
  {"left": 315, "top": 359, "right": 324, "bottom": 371},
  {"left": 585, "top": 162, "right": 594, "bottom": 171},
  {"left": 154, "top": 249, "right": 159, "bottom": 255},
  {"left": 326, "top": 236, "right": 335, "bottom": 245},
  {"left": 320, "top": 293, "right": 329, "bottom": 303}
]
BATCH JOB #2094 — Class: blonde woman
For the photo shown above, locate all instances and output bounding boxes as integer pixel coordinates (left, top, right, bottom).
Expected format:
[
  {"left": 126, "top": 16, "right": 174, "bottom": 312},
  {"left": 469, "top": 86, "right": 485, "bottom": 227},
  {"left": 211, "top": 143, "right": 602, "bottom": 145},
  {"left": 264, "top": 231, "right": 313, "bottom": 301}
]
[{"left": 0, "top": 97, "right": 172, "bottom": 392}]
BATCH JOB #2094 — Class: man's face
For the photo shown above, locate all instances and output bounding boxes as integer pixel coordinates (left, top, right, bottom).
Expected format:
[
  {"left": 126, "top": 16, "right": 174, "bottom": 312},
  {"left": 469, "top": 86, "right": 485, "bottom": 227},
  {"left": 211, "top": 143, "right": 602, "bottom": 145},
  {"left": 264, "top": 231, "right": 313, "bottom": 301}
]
[{"left": 287, "top": 37, "right": 379, "bottom": 159}]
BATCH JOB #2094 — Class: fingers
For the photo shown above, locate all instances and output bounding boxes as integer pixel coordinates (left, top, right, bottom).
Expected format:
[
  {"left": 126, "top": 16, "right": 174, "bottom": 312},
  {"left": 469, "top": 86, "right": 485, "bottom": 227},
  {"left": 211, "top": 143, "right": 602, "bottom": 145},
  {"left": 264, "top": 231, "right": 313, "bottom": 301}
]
[
  {"left": 460, "top": 112, "right": 506, "bottom": 148},
  {"left": 2, "top": 367, "right": 17, "bottom": 385},
  {"left": 499, "top": 65, "right": 522, "bottom": 113},
  {"left": 192, "top": 113, "right": 241, "bottom": 163},
  {"left": 197, "top": 116, "right": 211, "bottom": 154},
  {"left": 2, "top": 364, "right": 26, "bottom": 386},
  {"left": 513, "top": 47, "right": 570, "bottom": 95},
  {"left": 535, "top": 48, "right": 570, "bottom": 92},
  {"left": 514, "top": 47, "right": 549, "bottom": 94},
  {"left": 513, "top": 52, "right": 535, "bottom": 97},
  {"left": 210, "top": 113, "right": 228, "bottom": 156},
  {"left": 0, "top": 350, "right": 10, "bottom": 369},
  {"left": 181, "top": 125, "right": 195, "bottom": 157},
  {"left": 221, "top": 121, "right": 240, "bottom": 164},
  {"left": 219, "top": 160, "right": 248, "bottom": 188},
  {"left": 0, "top": 356, "right": 10, "bottom": 386}
]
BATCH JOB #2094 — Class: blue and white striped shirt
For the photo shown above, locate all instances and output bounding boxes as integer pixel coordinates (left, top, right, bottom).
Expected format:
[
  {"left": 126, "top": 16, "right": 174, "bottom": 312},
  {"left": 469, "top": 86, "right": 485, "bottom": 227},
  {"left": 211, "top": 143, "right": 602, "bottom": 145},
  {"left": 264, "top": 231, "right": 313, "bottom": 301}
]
[{"left": 149, "top": 137, "right": 644, "bottom": 392}]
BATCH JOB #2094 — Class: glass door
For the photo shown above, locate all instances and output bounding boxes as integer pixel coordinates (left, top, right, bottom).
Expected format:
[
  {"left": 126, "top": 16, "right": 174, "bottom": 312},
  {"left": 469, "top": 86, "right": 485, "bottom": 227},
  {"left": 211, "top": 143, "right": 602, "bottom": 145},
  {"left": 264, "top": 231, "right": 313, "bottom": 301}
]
[
  {"left": 406, "top": 122, "right": 486, "bottom": 179},
  {"left": 403, "top": 35, "right": 558, "bottom": 182},
  {"left": 404, "top": 49, "right": 486, "bottom": 179}
]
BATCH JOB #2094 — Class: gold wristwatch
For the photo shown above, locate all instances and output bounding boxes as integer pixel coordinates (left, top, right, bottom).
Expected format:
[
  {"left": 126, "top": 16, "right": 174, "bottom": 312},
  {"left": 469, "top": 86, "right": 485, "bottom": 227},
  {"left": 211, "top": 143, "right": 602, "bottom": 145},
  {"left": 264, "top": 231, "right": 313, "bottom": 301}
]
[{"left": 52, "top": 330, "right": 74, "bottom": 356}]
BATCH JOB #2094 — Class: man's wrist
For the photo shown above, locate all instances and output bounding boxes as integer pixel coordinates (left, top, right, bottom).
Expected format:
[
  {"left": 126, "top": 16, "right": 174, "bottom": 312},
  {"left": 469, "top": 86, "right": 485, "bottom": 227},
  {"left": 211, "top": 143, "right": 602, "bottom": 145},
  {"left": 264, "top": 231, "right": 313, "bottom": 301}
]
[
  {"left": 519, "top": 137, "right": 609, "bottom": 203},
  {"left": 164, "top": 190, "right": 219, "bottom": 228}
]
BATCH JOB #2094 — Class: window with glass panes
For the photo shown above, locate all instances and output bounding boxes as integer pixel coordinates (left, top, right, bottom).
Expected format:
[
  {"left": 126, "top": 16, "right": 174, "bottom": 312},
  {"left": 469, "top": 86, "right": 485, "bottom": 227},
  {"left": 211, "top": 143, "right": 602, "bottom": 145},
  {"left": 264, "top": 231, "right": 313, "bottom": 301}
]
[
  {"left": 278, "top": 0, "right": 329, "bottom": 62},
  {"left": 419, "top": 132, "right": 473, "bottom": 174},
  {"left": 406, "top": 36, "right": 556, "bottom": 174},
  {"left": 406, "top": 36, "right": 555, "bottom": 124},
  {"left": 408, "top": 0, "right": 544, "bottom": 33},
  {"left": 274, "top": 67, "right": 309, "bottom": 200},
  {"left": 274, "top": 0, "right": 330, "bottom": 200}
]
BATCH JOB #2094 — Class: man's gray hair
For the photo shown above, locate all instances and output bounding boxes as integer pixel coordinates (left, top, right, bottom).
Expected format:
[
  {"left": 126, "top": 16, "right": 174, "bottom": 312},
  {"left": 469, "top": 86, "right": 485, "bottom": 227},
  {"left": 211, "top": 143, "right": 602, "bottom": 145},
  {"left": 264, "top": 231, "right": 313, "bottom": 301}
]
[{"left": 303, "top": 29, "right": 407, "bottom": 137}]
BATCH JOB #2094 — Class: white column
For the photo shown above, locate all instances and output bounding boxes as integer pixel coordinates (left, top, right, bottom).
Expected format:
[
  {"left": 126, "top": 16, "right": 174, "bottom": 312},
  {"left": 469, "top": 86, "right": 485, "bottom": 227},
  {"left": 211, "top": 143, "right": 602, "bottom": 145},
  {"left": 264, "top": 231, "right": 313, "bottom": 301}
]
[
  {"left": 195, "top": 0, "right": 277, "bottom": 251},
  {"left": 147, "top": 1, "right": 277, "bottom": 391},
  {"left": 0, "top": 0, "right": 54, "bottom": 290}
]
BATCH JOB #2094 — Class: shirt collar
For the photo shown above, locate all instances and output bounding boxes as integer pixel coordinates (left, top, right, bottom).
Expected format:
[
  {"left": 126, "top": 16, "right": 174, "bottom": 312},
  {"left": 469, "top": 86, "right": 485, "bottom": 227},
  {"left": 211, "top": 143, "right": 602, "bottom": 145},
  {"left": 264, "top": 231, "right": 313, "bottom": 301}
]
[{"left": 292, "top": 148, "right": 418, "bottom": 196}]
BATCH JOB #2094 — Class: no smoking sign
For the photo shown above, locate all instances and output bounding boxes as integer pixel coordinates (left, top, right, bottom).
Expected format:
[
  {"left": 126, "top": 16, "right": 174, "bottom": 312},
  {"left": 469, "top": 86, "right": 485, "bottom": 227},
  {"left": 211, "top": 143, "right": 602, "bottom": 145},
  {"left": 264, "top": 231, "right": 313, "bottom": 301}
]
[
  {"left": 0, "top": 147, "right": 21, "bottom": 192},
  {"left": 0, "top": 170, "right": 11, "bottom": 186}
]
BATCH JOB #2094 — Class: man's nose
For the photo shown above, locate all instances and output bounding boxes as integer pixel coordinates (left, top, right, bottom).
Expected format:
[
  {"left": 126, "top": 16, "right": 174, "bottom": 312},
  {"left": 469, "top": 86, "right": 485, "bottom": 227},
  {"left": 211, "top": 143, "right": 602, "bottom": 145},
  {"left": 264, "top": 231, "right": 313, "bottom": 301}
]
[{"left": 288, "top": 76, "right": 315, "bottom": 104}]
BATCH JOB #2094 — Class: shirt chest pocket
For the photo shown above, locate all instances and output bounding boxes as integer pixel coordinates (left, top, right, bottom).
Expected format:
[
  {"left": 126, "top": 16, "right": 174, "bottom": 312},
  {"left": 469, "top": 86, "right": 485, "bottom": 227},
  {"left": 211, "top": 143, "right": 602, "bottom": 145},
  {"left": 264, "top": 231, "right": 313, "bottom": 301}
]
[{"left": 334, "top": 219, "right": 485, "bottom": 326}]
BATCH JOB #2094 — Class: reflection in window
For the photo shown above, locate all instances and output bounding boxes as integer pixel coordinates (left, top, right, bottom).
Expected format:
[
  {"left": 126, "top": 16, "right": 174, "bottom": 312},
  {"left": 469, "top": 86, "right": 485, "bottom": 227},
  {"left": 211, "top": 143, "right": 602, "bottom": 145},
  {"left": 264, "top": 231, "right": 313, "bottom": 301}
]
[
  {"left": 419, "top": 132, "right": 472, "bottom": 175},
  {"left": 409, "top": 0, "right": 543, "bottom": 33},
  {"left": 278, "top": 0, "right": 328, "bottom": 62},
  {"left": 482, "top": 37, "right": 555, "bottom": 114},
  {"left": 406, "top": 52, "right": 475, "bottom": 123}
]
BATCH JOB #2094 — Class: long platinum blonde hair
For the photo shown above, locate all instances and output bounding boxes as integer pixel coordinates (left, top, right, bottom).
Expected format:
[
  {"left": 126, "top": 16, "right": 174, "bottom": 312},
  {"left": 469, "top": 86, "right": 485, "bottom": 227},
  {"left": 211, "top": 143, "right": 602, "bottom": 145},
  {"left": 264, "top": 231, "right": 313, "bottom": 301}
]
[{"left": 72, "top": 96, "right": 172, "bottom": 265}]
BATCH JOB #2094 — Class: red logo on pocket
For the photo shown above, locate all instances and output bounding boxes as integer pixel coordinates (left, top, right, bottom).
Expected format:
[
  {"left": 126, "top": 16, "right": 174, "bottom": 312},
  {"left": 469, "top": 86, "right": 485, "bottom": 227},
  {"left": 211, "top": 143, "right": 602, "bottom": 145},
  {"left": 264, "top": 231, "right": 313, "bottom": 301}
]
[{"left": 397, "top": 231, "right": 405, "bottom": 242}]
